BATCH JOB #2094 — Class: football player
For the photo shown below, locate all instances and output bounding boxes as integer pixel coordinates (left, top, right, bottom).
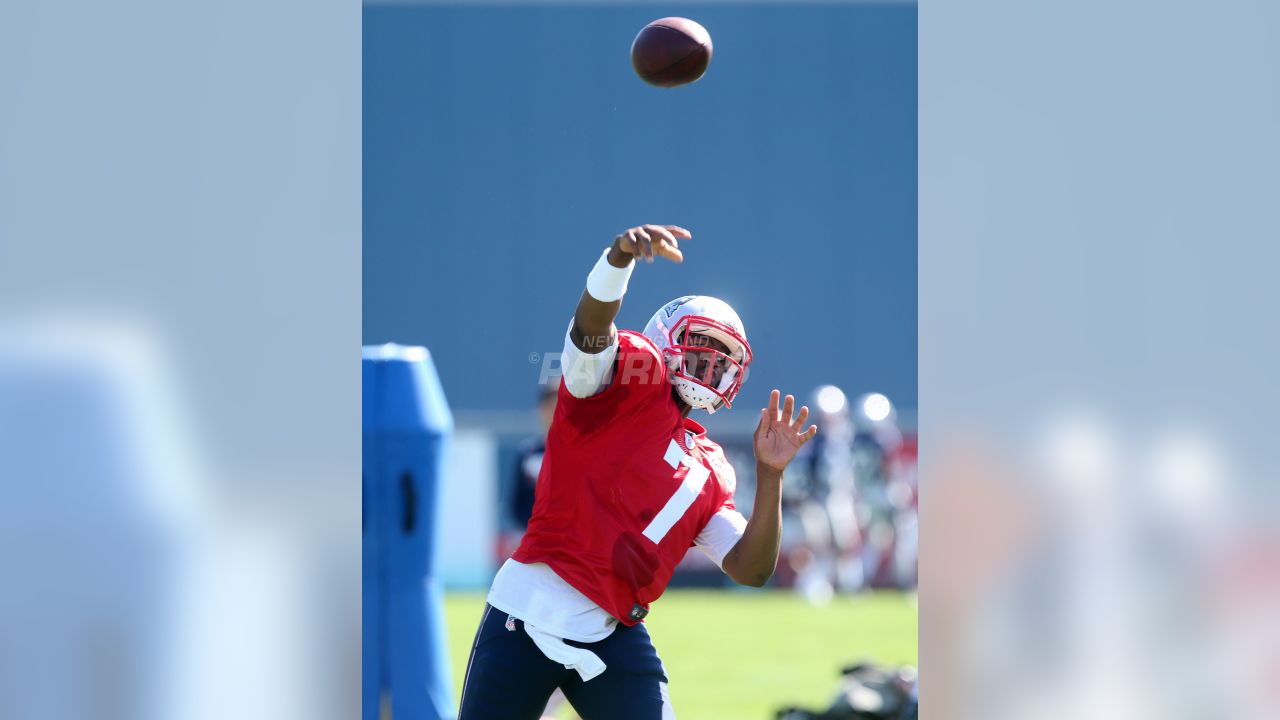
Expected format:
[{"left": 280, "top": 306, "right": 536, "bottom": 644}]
[{"left": 458, "top": 225, "right": 818, "bottom": 720}]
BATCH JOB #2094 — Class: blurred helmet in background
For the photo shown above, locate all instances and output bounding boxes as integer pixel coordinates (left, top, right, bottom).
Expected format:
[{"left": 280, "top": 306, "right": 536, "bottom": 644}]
[
  {"left": 812, "top": 385, "right": 851, "bottom": 425},
  {"left": 853, "top": 392, "right": 897, "bottom": 430},
  {"left": 853, "top": 392, "right": 903, "bottom": 455}
]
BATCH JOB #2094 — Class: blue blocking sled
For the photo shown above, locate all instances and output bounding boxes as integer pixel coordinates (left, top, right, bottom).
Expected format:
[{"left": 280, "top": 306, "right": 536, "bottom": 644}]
[{"left": 363, "top": 344, "right": 455, "bottom": 720}]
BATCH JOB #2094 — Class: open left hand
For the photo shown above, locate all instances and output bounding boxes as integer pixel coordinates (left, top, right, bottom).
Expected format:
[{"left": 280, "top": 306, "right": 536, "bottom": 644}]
[{"left": 753, "top": 389, "right": 818, "bottom": 472}]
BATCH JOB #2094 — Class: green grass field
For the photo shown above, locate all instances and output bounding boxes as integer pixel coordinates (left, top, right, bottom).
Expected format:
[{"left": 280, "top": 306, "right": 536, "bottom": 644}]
[{"left": 445, "top": 589, "right": 917, "bottom": 719}]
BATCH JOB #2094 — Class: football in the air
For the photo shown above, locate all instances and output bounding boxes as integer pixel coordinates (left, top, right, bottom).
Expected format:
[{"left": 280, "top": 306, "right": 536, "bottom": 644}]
[{"left": 630, "top": 17, "right": 713, "bottom": 88}]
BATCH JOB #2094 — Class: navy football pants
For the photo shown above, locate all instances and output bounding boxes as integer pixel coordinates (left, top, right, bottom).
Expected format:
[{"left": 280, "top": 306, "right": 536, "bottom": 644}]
[{"left": 458, "top": 604, "right": 672, "bottom": 720}]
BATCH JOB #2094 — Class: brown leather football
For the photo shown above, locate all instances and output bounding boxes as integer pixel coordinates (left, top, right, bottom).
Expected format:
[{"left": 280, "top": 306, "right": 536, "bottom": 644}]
[{"left": 630, "top": 17, "right": 713, "bottom": 88}]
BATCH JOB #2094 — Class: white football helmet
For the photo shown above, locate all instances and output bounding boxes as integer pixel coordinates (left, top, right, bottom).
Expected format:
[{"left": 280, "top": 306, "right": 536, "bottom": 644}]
[{"left": 643, "top": 295, "right": 752, "bottom": 413}]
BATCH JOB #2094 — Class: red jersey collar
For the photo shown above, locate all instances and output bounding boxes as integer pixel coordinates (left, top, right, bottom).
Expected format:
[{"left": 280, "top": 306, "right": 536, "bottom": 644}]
[{"left": 683, "top": 417, "right": 709, "bottom": 439}]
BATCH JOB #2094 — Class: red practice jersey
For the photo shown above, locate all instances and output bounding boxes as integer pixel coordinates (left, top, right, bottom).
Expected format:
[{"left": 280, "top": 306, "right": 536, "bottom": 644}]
[{"left": 512, "top": 330, "right": 738, "bottom": 625}]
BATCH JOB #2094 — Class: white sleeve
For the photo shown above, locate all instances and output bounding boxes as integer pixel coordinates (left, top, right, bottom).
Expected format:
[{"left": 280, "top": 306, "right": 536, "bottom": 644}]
[
  {"left": 694, "top": 507, "right": 748, "bottom": 569},
  {"left": 560, "top": 320, "right": 618, "bottom": 399}
]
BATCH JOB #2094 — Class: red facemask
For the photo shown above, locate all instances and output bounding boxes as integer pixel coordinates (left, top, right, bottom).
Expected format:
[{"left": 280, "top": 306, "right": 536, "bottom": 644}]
[{"left": 663, "top": 314, "right": 753, "bottom": 409}]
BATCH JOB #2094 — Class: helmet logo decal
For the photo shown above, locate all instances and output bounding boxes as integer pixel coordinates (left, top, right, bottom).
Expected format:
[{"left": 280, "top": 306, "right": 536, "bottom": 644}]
[{"left": 663, "top": 296, "right": 694, "bottom": 318}]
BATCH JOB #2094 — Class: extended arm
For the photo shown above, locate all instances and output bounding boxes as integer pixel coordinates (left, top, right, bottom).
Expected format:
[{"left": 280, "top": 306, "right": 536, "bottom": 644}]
[
  {"left": 721, "top": 390, "right": 818, "bottom": 587},
  {"left": 720, "top": 463, "right": 784, "bottom": 587},
  {"left": 569, "top": 225, "right": 690, "bottom": 354},
  {"left": 561, "top": 225, "right": 691, "bottom": 399}
]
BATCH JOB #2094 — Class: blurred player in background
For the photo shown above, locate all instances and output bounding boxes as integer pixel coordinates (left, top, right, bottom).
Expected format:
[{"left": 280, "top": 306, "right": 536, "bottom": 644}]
[
  {"left": 499, "top": 384, "right": 558, "bottom": 561},
  {"left": 458, "top": 224, "right": 818, "bottom": 720},
  {"left": 851, "top": 392, "right": 916, "bottom": 589},
  {"left": 782, "top": 385, "right": 865, "bottom": 603},
  {"left": 781, "top": 387, "right": 919, "bottom": 599}
]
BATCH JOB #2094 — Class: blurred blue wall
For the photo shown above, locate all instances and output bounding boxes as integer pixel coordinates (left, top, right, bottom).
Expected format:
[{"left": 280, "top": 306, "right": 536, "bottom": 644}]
[{"left": 364, "top": 2, "right": 917, "bottom": 418}]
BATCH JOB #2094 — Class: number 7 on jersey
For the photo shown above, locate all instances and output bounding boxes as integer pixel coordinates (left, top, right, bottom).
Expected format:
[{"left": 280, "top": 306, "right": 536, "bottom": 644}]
[{"left": 642, "top": 439, "right": 711, "bottom": 544}]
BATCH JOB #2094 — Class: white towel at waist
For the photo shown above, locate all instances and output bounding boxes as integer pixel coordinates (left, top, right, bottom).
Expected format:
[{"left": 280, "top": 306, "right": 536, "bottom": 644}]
[{"left": 523, "top": 622, "right": 607, "bottom": 682}]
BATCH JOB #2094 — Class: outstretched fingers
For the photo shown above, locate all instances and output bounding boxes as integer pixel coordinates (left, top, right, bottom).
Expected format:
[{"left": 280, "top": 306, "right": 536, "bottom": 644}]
[{"left": 793, "top": 405, "right": 810, "bottom": 430}]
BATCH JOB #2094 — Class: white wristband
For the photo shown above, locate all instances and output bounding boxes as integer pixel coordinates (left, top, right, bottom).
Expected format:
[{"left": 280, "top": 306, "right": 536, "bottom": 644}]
[{"left": 585, "top": 247, "right": 633, "bottom": 302}]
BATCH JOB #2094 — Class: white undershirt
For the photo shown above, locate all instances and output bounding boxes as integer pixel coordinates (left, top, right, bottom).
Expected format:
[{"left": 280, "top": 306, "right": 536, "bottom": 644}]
[
  {"left": 561, "top": 320, "right": 616, "bottom": 399},
  {"left": 488, "top": 506, "right": 747, "bottom": 643}
]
